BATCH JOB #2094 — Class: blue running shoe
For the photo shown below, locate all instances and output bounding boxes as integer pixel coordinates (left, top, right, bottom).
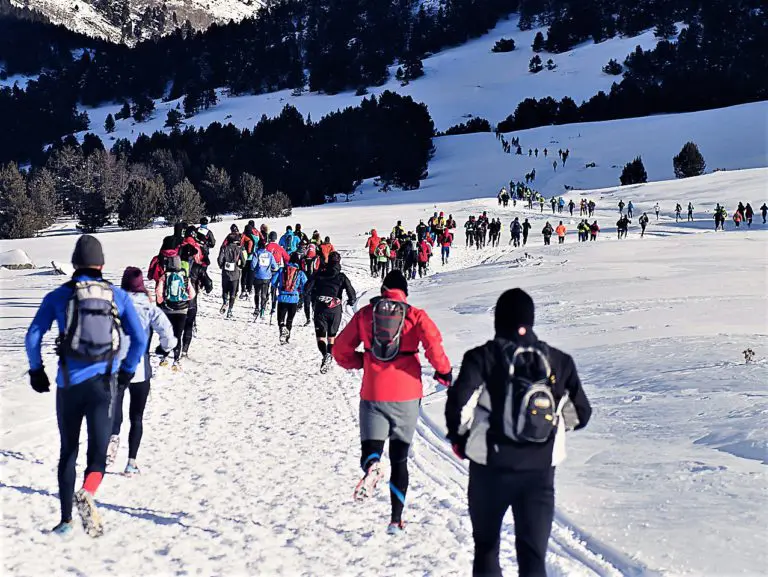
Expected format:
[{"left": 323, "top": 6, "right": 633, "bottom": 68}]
[{"left": 386, "top": 521, "right": 405, "bottom": 536}]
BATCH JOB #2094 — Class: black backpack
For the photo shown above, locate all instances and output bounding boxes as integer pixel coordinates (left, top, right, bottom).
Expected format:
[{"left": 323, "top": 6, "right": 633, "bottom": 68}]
[
  {"left": 498, "top": 342, "right": 557, "bottom": 444},
  {"left": 371, "top": 298, "right": 410, "bottom": 362}
]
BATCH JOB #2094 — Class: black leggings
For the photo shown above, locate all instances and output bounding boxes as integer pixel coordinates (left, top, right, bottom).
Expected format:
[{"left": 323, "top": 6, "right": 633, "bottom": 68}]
[
  {"left": 277, "top": 302, "right": 298, "bottom": 330},
  {"left": 468, "top": 463, "right": 554, "bottom": 577},
  {"left": 241, "top": 265, "right": 254, "bottom": 294},
  {"left": 182, "top": 305, "right": 197, "bottom": 353},
  {"left": 253, "top": 279, "right": 271, "bottom": 314},
  {"left": 111, "top": 380, "right": 151, "bottom": 459},
  {"left": 369, "top": 253, "right": 377, "bottom": 275},
  {"left": 360, "top": 439, "right": 410, "bottom": 523},
  {"left": 57, "top": 375, "right": 111, "bottom": 523},
  {"left": 222, "top": 276, "right": 239, "bottom": 309},
  {"left": 166, "top": 313, "right": 186, "bottom": 361}
]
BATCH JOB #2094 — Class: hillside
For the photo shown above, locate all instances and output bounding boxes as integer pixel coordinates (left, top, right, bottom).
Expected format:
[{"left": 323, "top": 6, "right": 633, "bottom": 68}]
[
  {"left": 80, "top": 19, "right": 662, "bottom": 135},
  {"left": 13, "top": 0, "right": 264, "bottom": 42},
  {"left": 1, "top": 167, "right": 766, "bottom": 575}
]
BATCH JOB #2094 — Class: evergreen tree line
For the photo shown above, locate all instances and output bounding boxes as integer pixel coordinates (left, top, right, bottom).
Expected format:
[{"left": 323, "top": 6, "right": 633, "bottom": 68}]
[
  {"left": 499, "top": 1, "right": 767, "bottom": 133},
  {"left": 0, "top": 91, "right": 434, "bottom": 239}
]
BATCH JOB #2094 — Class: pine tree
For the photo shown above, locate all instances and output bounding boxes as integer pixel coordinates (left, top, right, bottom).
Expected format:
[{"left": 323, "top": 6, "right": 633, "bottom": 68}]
[
  {"left": 673, "top": 142, "right": 706, "bottom": 178},
  {"left": 164, "top": 178, "right": 204, "bottom": 224},
  {"left": 491, "top": 38, "right": 516, "bottom": 53},
  {"left": 132, "top": 94, "right": 155, "bottom": 122},
  {"left": 620, "top": 156, "right": 648, "bottom": 185},
  {"left": 27, "top": 167, "right": 60, "bottom": 231},
  {"left": 532, "top": 31, "right": 545, "bottom": 53},
  {"left": 164, "top": 109, "right": 183, "bottom": 129},
  {"left": 602, "top": 59, "right": 623, "bottom": 75},
  {"left": 261, "top": 191, "right": 292, "bottom": 218},
  {"left": 183, "top": 90, "right": 201, "bottom": 118},
  {"left": 104, "top": 113, "right": 116, "bottom": 133},
  {"left": 116, "top": 101, "right": 131, "bottom": 120},
  {"left": 200, "top": 165, "right": 233, "bottom": 218},
  {"left": 529, "top": 55, "right": 543, "bottom": 73},
  {"left": 654, "top": 17, "right": 678, "bottom": 40},
  {"left": 237, "top": 172, "right": 263, "bottom": 218},
  {"left": 0, "top": 163, "right": 40, "bottom": 239},
  {"left": 546, "top": 58, "right": 557, "bottom": 70},
  {"left": 118, "top": 176, "right": 162, "bottom": 230}
]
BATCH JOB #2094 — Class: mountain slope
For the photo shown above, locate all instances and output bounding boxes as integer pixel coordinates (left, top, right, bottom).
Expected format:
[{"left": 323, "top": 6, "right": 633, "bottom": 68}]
[{"left": 13, "top": 0, "right": 265, "bottom": 42}]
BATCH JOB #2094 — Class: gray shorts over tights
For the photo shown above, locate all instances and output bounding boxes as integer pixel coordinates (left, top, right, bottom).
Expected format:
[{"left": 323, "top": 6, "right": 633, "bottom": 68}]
[{"left": 359, "top": 399, "right": 420, "bottom": 444}]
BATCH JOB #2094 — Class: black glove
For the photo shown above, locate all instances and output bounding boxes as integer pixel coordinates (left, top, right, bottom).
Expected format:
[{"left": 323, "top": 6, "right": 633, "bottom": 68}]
[
  {"left": 155, "top": 345, "right": 170, "bottom": 357},
  {"left": 29, "top": 367, "right": 50, "bottom": 393},
  {"left": 434, "top": 369, "right": 453, "bottom": 387},
  {"left": 117, "top": 370, "right": 134, "bottom": 392}
]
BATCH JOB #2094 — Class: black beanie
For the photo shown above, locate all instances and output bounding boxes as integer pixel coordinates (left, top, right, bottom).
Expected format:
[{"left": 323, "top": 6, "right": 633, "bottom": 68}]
[
  {"left": 495, "top": 288, "right": 535, "bottom": 335},
  {"left": 71, "top": 235, "right": 105, "bottom": 268},
  {"left": 382, "top": 270, "right": 408, "bottom": 296}
]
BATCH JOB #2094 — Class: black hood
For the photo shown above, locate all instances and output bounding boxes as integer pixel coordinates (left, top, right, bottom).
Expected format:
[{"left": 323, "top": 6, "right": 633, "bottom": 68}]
[{"left": 319, "top": 263, "right": 341, "bottom": 277}]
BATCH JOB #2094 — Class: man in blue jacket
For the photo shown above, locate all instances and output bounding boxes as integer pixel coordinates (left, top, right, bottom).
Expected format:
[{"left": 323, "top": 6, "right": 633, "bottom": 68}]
[
  {"left": 25, "top": 235, "right": 147, "bottom": 537},
  {"left": 279, "top": 225, "right": 300, "bottom": 255},
  {"left": 251, "top": 239, "right": 278, "bottom": 319},
  {"left": 271, "top": 252, "right": 307, "bottom": 344}
]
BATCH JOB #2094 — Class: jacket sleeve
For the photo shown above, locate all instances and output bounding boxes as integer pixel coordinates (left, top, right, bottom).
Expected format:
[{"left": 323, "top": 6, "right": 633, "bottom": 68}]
[
  {"left": 332, "top": 310, "right": 364, "bottom": 370},
  {"left": 208, "top": 230, "right": 216, "bottom": 248},
  {"left": 417, "top": 311, "right": 451, "bottom": 374},
  {"left": 149, "top": 305, "right": 178, "bottom": 352},
  {"left": 342, "top": 274, "right": 357, "bottom": 306},
  {"left": 561, "top": 354, "right": 591, "bottom": 429},
  {"left": 445, "top": 348, "right": 485, "bottom": 444},
  {"left": 118, "top": 292, "right": 148, "bottom": 374},
  {"left": 25, "top": 291, "right": 58, "bottom": 371},
  {"left": 304, "top": 276, "right": 315, "bottom": 300},
  {"left": 217, "top": 246, "right": 225, "bottom": 268},
  {"left": 155, "top": 277, "right": 165, "bottom": 305}
]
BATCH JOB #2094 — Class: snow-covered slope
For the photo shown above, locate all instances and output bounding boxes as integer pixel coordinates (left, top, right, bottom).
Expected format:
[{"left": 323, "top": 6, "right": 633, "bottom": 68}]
[
  {"left": 1, "top": 162, "right": 766, "bottom": 575},
  {"left": 13, "top": 0, "right": 264, "bottom": 43},
  {"left": 81, "top": 18, "right": 661, "bottom": 133}
]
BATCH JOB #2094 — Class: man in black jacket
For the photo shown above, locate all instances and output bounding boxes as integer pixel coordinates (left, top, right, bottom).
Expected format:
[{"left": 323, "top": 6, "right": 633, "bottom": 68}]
[
  {"left": 445, "top": 289, "right": 591, "bottom": 577},
  {"left": 303, "top": 251, "right": 357, "bottom": 372}
]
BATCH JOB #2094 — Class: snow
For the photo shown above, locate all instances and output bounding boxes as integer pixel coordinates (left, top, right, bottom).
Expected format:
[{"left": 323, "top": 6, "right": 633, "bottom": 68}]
[
  {"left": 1, "top": 164, "right": 767, "bottom": 575},
  {"left": 77, "top": 17, "right": 662, "bottom": 141},
  {"left": 0, "top": 249, "right": 35, "bottom": 269},
  {"left": 0, "top": 70, "right": 38, "bottom": 89}
]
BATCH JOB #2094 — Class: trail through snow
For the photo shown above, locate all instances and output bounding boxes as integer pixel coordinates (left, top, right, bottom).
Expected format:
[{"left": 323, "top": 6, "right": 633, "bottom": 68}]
[{"left": 1, "top": 234, "right": 649, "bottom": 577}]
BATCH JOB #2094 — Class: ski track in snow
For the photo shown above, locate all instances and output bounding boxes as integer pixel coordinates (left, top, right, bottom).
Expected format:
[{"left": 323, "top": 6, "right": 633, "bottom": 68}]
[
  {"left": 2, "top": 181, "right": 767, "bottom": 574},
  {"left": 0, "top": 238, "right": 647, "bottom": 577}
]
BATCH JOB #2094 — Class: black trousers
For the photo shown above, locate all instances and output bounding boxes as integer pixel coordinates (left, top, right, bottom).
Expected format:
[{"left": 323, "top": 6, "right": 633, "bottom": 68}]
[
  {"left": 277, "top": 302, "right": 298, "bottom": 330},
  {"left": 369, "top": 253, "right": 377, "bottom": 275},
  {"left": 222, "top": 276, "right": 239, "bottom": 308},
  {"left": 182, "top": 305, "right": 197, "bottom": 353},
  {"left": 468, "top": 462, "right": 555, "bottom": 577},
  {"left": 241, "top": 265, "right": 254, "bottom": 294},
  {"left": 361, "top": 439, "right": 410, "bottom": 524},
  {"left": 57, "top": 375, "right": 112, "bottom": 523},
  {"left": 166, "top": 312, "right": 186, "bottom": 361},
  {"left": 111, "top": 380, "right": 151, "bottom": 460},
  {"left": 253, "top": 279, "right": 271, "bottom": 314}
]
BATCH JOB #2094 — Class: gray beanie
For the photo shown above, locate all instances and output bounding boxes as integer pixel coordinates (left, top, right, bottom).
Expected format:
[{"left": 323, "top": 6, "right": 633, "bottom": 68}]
[{"left": 72, "top": 235, "right": 105, "bottom": 268}]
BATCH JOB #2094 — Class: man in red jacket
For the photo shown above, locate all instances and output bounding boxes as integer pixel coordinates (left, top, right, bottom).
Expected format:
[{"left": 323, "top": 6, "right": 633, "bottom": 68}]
[
  {"left": 333, "top": 270, "right": 452, "bottom": 535},
  {"left": 364, "top": 229, "right": 380, "bottom": 277}
]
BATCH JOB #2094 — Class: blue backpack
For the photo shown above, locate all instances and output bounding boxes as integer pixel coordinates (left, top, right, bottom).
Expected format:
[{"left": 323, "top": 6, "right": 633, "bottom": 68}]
[{"left": 163, "top": 270, "right": 189, "bottom": 310}]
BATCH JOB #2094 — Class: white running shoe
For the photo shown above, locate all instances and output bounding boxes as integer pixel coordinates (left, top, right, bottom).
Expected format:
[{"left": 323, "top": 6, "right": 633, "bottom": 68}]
[
  {"left": 353, "top": 461, "right": 384, "bottom": 502},
  {"left": 75, "top": 489, "right": 103, "bottom": 538},
  {"left": 106, "top": 435, "right": 120, "bottom": 466}
]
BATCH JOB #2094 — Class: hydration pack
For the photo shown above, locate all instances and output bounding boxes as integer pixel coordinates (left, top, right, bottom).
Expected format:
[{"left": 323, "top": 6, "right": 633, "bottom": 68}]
[
  {"left": 163, "top": 270, "right": 189, "bottom": 310},
  {"left": 58, "top": 280, "right": 121, "bottom": 365},
  {"left": 500, "top": 343, "right": 557, "bottom": 444},
  {"left": 282, "top": 266, "right": 299, "bottom": 293},
  {"left": 371, "top": 298, "right": 410, "bottom": 362}
]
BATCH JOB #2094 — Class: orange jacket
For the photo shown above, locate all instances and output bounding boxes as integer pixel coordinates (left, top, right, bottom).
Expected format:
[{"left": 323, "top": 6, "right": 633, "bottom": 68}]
[
  {"left": 556, "top": 224, "right": 567, "bottom": 237},
  {"left": 365, "top": 230, "right": 380, "bottom": 255},
  {"left": 333, "top": 289, "right": 451, "bottom": 402},
  {"left": 320, "top": 242, "right": 335, "bottom": 263}
]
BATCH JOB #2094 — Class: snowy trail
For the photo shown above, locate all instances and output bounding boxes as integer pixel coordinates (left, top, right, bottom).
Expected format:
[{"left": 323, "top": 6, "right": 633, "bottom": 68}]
[{"left": 1, "top": 245, "right": 637, "bottom": 577}]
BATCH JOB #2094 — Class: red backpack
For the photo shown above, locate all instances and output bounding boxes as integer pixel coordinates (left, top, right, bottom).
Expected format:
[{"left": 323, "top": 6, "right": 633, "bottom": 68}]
[{"left": 282, "top": 267, "right": 299, "bottom": 293}]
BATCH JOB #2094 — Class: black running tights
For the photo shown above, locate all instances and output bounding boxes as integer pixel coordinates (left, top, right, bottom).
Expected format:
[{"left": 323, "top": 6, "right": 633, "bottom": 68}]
[
  {"left": 360, "top": 439, "right": 410, "bottom": 524},
  {"left": 111, "top": 380, "right": 151, "bottom": 460}
]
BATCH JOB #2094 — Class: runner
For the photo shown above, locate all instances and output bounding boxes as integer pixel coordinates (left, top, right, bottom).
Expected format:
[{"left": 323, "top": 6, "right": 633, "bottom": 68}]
[
  {"left": 333, "top": 270, "right": 452, "bottom": 534},
  {"left": 25, "top": 235, "right": 147, "bottom": 537}
]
